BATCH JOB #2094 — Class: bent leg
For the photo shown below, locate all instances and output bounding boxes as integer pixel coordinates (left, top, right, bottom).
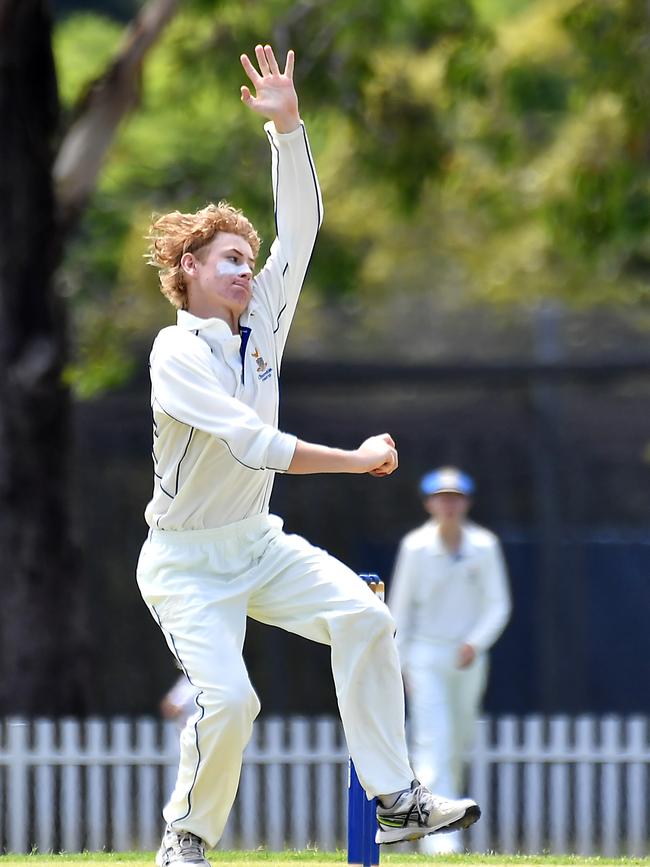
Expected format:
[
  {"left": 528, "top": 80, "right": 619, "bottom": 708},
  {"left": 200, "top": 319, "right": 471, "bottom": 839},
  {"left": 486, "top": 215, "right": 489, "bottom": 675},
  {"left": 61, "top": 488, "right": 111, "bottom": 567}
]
[{"left": 249, "top": 530, "right": 413, "bottom": 797}]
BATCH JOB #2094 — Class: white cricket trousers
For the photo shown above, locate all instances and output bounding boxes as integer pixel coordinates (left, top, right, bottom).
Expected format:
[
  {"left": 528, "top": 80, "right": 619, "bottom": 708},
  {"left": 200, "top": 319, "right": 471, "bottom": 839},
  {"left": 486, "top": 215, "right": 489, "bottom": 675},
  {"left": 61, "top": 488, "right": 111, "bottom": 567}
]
[
  {"left": 404, "top": 642, "right": 487, "bottom": 853},
  {"left": 137, "top": 513, "right": 413, "bottom": 846},
  {"left": 405, "top": 642, "right": 487, "bottom": 795}
]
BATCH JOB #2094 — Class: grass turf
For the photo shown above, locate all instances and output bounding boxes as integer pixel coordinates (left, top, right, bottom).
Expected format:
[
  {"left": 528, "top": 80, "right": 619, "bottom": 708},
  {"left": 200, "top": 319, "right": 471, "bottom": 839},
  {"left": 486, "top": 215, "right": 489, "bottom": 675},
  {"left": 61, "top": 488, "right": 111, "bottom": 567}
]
[{"left": 1, "top": 854, "right": 650, "bottom": 867}]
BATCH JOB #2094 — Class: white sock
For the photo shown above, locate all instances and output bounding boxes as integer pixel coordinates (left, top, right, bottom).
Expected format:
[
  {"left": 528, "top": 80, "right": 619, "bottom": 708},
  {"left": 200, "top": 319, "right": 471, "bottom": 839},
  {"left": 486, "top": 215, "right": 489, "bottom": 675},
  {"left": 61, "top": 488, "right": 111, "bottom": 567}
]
[{"left": 378, "top": 787, "right": 409, "bottom": 808}]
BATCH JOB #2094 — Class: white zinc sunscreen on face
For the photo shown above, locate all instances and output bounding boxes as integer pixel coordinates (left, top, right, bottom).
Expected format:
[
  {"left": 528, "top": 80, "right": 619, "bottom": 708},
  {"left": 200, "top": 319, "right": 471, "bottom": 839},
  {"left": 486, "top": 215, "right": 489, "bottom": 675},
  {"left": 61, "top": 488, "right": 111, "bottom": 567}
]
[{"left": 217, "top": 260, "right": 252, "bottom": 277}]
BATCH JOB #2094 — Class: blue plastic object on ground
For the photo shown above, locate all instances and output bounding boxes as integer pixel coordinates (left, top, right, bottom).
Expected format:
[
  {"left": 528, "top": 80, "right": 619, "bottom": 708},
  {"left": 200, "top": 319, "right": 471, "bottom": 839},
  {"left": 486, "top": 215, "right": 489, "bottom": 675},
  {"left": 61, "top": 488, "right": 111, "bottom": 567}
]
[{"left": 347, "top": 573, "right": 382, "bottom": 866}]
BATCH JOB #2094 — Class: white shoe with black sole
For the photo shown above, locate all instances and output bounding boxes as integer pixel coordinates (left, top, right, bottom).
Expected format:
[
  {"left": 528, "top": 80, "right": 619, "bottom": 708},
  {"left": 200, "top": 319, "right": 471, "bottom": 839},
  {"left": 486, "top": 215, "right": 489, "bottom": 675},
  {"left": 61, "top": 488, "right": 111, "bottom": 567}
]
[{"left": 375, "top": 781, "right": 481, "bottom": 845}]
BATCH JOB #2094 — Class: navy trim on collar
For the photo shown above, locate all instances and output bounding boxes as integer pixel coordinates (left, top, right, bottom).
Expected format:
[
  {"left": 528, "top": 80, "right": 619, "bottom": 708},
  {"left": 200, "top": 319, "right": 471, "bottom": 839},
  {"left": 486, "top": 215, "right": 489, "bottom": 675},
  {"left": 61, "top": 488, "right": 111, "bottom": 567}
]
[{"left": 239, "top": 326, "right": 252, "bottom": 385}]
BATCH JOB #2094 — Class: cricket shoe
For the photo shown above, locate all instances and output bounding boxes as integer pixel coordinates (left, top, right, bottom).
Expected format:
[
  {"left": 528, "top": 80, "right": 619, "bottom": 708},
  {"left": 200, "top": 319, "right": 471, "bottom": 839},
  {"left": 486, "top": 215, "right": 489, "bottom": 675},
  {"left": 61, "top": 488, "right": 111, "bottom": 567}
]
[
  {"left": 375, "top": 780, "right": 481, "bottom": 845},
  {"left": 156, "top": 826, "right": 210, "bottom": 866}
]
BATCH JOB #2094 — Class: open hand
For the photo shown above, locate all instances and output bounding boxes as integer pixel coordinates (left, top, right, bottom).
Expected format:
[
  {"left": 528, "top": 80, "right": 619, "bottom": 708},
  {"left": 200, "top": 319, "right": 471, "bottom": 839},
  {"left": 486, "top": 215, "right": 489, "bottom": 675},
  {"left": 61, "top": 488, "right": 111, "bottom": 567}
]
[{"left": 240, "top": 44, "right": 300, "bottom": 134}]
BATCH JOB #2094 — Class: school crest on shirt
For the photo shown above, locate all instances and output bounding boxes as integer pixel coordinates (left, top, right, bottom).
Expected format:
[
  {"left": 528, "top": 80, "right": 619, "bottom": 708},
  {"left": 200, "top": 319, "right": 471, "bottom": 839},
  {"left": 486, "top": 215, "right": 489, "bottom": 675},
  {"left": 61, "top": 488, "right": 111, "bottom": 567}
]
[{"left": 252, "top": 347, "right": 273, "bottom": 381}]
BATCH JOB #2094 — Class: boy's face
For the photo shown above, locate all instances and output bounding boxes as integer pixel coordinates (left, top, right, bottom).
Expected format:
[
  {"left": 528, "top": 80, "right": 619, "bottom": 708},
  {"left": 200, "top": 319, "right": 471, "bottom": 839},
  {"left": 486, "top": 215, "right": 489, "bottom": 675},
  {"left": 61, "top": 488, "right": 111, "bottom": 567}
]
[
  {"left": 184, "top": 232, "right": 256, "bottom": 318},
  {"left": 424, "top": 492, "right": 470, "bottom": 523}
]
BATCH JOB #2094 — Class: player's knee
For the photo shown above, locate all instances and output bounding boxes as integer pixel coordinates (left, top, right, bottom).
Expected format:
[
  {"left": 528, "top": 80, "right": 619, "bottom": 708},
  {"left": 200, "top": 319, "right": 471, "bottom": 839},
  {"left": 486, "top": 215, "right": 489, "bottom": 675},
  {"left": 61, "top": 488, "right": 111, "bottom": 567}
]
[
  {"left": 349, "top": 599, "right": 395, "bottom": 641},
  {"left": 202, "top": 678, "right": 261, "bottom": 729}
]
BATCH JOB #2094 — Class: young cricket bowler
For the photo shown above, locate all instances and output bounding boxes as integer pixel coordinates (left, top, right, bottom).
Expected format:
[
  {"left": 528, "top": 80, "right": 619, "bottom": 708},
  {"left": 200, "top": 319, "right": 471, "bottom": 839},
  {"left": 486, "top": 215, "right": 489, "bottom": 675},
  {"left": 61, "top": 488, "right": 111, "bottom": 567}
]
[{"left": 137, "top": 43, "right": 481, "bottom": 867}]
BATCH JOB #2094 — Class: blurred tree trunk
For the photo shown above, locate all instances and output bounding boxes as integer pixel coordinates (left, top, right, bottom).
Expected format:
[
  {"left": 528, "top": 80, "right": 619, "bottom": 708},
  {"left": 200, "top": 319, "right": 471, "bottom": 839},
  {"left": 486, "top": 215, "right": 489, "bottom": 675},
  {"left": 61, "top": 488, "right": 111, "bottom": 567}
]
[
  {"left": 0, "top": 0, "right": 88, "bottom": 713},
  {"left": 0, "top": 0, "right": 180, "bottom": 714}
]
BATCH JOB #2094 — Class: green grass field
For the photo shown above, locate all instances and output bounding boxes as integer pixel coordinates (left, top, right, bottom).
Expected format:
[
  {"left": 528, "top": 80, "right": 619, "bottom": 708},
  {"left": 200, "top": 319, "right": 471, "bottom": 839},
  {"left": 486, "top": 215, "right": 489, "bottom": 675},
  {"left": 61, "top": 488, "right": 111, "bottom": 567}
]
[{"left": 1, "top": 853, "right": 650, "bottom": 867}]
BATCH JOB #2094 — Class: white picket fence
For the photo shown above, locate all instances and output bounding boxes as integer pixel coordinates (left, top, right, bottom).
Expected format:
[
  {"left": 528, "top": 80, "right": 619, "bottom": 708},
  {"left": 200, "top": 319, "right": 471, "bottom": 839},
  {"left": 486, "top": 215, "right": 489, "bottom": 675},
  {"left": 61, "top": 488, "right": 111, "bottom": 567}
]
[{"left": 0, "top": 715, "right": 649, "bottom": 855}]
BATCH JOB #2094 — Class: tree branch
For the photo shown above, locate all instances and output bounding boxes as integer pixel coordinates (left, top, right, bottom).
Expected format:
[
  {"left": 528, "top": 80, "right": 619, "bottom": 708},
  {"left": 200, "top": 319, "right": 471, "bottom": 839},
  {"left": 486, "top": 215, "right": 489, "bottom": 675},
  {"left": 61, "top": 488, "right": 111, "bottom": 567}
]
[{"left": 53, "top": 0, "right": 180, "bottom": 235}]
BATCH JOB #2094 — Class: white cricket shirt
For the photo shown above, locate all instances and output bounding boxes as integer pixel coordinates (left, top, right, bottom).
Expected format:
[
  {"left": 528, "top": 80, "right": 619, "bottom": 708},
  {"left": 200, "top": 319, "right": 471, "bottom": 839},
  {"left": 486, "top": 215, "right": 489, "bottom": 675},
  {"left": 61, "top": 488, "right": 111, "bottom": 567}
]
[
  {"left": 388, "top": 520, "right": 512, "bottom": 656},
  {"left": 144, "top": 121, "right": 323, "bottom": 530}
]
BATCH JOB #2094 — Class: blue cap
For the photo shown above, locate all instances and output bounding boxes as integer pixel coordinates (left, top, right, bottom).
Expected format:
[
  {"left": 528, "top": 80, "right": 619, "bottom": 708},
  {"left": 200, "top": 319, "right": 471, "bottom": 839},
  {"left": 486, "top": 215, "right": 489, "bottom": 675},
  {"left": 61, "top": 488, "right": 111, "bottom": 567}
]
[{"left": 419, "top": 467, "right": 475, "bottom": 498}]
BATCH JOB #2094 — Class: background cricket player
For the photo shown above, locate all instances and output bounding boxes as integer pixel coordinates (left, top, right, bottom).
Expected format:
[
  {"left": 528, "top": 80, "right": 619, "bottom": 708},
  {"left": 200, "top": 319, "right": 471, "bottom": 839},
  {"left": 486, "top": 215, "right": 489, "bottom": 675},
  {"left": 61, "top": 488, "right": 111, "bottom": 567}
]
[{"left": 389, "top": 466, "right": 511, "bottom": 854}]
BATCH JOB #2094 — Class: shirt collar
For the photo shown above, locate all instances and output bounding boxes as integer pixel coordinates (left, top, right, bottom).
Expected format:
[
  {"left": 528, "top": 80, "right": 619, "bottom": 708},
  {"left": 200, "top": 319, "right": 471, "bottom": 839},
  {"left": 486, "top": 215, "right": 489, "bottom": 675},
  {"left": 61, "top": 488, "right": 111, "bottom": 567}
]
[
  {"left": 177, "top": 310, "right": 238, "bottom": 342},
  {"left": 429, "top": 521, "right": 470, "bottom": 559}
]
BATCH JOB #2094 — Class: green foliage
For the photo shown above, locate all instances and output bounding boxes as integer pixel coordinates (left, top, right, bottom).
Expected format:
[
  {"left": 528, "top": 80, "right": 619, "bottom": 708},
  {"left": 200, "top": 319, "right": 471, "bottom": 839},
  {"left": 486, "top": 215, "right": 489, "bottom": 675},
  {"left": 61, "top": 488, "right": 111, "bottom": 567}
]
[
  {"left": 53, "top": 0, "right": 650, "bottom": 395},
  {"left": 547, "top": 163, "right": 650, "bottom": 255},
  {"left": 503, "top": 62, "right": 570, "bottom": 114},
  {"left": 474, "top": 0, "right": 536, "bottom": 20},
  {"left": 445, "top": 35, "right": 495, "bottom": 98},
  {"left": 551, "top": 0, "right": 650, "bottom": 272},
  {"left": 564, "top": 0, "right": 650, "bottom": 142},
  {"left": 388, "top": 0, "right": 478, "bottom": 44},
  {"left": 358, "top": 69, "right": 451, "bottom": 210},
  {"left": 53, "top": 13, "right": 122, "bottom": 107}
]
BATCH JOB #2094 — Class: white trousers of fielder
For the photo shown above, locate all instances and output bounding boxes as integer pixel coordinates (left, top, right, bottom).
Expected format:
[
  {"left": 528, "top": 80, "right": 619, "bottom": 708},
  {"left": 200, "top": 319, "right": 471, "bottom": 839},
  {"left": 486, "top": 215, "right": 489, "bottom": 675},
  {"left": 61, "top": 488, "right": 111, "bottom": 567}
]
[
  {"left": 404, "top": 641, "right": 487, "bottom": 853},
  {"left": 137, "top": 513, "right": 413, "bottom": 847}
]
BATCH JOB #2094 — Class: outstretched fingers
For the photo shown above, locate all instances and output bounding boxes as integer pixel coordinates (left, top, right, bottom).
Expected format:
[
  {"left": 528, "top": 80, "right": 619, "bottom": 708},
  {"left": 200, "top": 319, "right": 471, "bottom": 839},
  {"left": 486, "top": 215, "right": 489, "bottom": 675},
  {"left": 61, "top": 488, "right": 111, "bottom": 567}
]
[
  {"left": 255, "top": 43, "right": 271, "bottom": 76},
  {"left": 240, "top": 53, "right": 261, "bottom": 86},
  {"left": 264, "top": 44, "right": 281, "bottom": 76},
  {"left": 284, "top": 49, "right": 295, "bottom": 79},
  {"left": 239, "top": 44, "right": 299, "bottom": 125},
  {"left": 241, "top": 45, "right": 295, "bottom": 85}
]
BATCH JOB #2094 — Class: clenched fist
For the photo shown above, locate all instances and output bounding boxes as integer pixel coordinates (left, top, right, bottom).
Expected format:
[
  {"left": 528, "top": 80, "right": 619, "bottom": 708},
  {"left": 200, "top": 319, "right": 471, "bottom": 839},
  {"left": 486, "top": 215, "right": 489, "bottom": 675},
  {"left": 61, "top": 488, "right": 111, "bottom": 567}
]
[{"left": 355, "top": 433, "right": 399, "bottom": 477}]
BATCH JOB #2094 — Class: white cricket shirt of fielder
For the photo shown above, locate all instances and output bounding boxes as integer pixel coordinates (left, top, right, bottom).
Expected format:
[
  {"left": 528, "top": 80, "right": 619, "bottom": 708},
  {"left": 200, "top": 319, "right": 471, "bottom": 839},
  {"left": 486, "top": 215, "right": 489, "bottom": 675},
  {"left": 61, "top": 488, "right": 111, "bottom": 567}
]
[
  {"left": 389, "top": 520, "right": 512, "bottom": 660},
  {"left": 145, "top": 121, "right": 323, "bottom": 531}
]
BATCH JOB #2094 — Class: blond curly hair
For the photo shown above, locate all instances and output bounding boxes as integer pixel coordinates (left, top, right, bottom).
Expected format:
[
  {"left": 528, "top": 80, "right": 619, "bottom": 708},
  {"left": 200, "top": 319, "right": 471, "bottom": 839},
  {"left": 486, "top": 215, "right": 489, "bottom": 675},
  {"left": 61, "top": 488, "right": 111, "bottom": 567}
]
[{"left": 147, "top": 202, "right": 262, "bottom": 309}]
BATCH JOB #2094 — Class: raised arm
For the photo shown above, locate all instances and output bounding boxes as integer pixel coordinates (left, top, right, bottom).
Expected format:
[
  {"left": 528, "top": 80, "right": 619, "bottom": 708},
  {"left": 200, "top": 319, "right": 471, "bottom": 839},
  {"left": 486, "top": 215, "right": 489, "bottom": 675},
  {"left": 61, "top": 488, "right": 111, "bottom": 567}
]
[{"left": 240, "top": 45, "right": 323, "bottom": 355}]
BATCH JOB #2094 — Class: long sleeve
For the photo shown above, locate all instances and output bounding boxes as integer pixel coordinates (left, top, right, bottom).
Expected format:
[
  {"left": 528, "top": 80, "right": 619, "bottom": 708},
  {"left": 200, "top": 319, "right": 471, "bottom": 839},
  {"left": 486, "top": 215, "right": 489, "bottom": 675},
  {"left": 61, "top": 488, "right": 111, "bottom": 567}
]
[
  {"left": 464, "top": 540, "right": 512, "bottom": 653},
  {"left": 151, "top": 330, "right": 296, "bottom": 473},
  {"left": 254, "top": 121, "right": 323, "bottom": 358},
  {"left": 388, "top": 540, "right": 419, "bottom": 662}
]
